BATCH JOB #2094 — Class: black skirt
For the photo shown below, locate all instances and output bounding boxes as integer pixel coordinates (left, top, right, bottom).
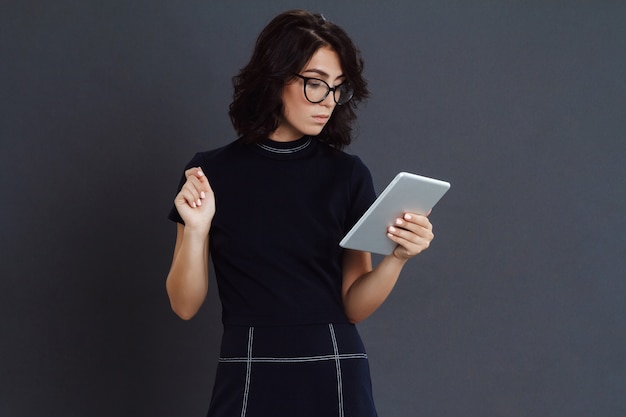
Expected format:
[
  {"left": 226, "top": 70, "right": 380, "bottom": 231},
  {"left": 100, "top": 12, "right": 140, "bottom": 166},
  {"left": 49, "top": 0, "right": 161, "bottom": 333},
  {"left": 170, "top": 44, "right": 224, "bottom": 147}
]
[{"left": 206, "top": 323, "right": 378, "bottom": 417}]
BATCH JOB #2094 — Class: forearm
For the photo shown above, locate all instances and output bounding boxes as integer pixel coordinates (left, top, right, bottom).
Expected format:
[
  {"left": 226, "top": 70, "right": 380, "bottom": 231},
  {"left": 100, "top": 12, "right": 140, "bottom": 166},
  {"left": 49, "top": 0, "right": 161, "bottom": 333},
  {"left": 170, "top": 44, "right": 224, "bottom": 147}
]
[
  {"left": 342, "top": 255, "right": 407, "bottom": 323},
  {"left": 166, "top": 228, "right": 210, "bottom": 320}
]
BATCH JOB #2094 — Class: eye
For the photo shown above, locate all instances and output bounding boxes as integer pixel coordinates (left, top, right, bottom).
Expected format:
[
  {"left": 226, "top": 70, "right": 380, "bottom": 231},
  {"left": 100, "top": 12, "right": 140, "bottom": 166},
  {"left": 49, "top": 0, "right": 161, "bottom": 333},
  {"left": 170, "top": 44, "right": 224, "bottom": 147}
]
[{"left": 307, "top": 79, "right": 325, "bottom": 89}]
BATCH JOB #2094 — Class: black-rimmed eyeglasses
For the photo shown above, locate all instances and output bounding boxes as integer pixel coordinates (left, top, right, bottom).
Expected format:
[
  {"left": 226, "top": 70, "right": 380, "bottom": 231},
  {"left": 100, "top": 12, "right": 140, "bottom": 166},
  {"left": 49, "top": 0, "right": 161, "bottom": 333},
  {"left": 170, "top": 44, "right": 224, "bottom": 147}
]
[{"left": 292, "top": 74, "right": 354, "bottom": 105}]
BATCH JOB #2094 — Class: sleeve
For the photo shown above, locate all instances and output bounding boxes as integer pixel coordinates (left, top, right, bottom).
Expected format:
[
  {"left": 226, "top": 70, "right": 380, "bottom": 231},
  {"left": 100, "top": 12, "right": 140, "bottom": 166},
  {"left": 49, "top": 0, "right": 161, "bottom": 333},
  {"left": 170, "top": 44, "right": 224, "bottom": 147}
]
[
  {"left": 167, "top": 152, "right": 204, "bottom": 225},
  {"left": 344, "top": 155, "right": 376, "bottom": 233}
]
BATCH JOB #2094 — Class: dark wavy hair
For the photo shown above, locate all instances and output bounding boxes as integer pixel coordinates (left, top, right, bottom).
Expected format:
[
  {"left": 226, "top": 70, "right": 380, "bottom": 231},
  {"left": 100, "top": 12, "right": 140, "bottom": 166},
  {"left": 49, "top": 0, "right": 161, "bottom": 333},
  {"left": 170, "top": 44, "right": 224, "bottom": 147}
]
[{"left": 229, "top": 10, "right": 369, "bottom": 149}]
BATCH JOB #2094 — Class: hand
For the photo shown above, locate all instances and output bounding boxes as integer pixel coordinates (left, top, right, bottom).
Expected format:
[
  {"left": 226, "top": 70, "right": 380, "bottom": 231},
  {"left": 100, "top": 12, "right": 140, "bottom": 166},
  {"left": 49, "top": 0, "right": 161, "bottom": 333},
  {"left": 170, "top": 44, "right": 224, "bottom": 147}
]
[
  {"left": 174, "top": 167, "right": 215, "bottom": 232},
  {"left": 386, "top": 212, "right": 434, "bottom": 260}
]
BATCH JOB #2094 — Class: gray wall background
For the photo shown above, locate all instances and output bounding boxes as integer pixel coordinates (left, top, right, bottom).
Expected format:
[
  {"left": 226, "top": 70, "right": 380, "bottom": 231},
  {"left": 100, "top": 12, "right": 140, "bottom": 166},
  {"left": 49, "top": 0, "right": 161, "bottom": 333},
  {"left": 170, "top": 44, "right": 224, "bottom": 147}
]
[{"left": 1, "top": 1, "right": 625, "bottom": 416}]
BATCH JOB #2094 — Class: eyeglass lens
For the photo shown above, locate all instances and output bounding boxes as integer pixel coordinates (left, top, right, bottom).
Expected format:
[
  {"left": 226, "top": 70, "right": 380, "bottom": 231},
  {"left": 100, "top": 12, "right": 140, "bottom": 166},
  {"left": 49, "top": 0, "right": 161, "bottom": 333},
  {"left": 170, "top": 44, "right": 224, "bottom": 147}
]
[{"left": 304, "top": 78, "right": 353, "bottom": 105}]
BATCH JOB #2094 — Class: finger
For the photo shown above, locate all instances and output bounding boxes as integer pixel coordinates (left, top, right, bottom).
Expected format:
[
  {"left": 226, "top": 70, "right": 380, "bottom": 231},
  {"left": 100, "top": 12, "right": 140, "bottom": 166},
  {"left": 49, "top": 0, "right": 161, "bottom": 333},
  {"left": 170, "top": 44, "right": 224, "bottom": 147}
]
[
  {"left": 391, "top": 216, "right": 433, "bottom": 237},
  {"left": 177, "top": 167, "right": 213, "bottom": 208},
  {"left": 184, "top": 167, "right": 205, "bottom": 180},
  {"left": 402, "top": 213, "right": 432, "bottom": 228},
  {"left": 388, "top": 225, "right": 430, "bottom": 244},
  {"left": 184, "top": 177, "right": 208, "bottom": 201},
  {"left": 184, "top": 171, "right": 213, "bottom": 205},
  {"left": 387, "top": 235, "right": 425, "bottom": 258},
  {"left": 387, "top": 231, "right": 431, "bottom": 258},
  {"left": 176, "top": 188, "right": 197, "bottom": 208}
]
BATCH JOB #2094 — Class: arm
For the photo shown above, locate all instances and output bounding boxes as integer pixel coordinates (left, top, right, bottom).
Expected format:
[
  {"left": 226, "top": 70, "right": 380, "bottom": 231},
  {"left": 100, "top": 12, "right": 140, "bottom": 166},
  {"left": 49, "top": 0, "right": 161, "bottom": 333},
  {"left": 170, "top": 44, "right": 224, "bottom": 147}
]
[
  {"left": 166, "top": 167, "right": 215, "bottom": 320},
  {"left": 341, "top": 212, "right": 434, "bottom": 323}
]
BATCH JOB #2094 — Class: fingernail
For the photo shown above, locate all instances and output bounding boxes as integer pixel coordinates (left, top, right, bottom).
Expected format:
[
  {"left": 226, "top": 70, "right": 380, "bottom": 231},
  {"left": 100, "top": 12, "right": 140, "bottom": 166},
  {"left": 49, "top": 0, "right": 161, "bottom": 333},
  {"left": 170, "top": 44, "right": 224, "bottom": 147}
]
[
  {"left": 197, "top": 199, "right": 202, "bottom": 206},
  {"left": 389, "top": 226, "right": 396, "bottom": 233},
  {"left": 395, "top": 218, "right": 403, "bottom": 225},
  {"left": 200, "top": 191, "right": 206, "bottom": 199},
  {"left": 404, "top": 214, "right": 412, "bottom": 220},
  {"left": 191, "top": 202, "right": 196, "bottom": 208}
]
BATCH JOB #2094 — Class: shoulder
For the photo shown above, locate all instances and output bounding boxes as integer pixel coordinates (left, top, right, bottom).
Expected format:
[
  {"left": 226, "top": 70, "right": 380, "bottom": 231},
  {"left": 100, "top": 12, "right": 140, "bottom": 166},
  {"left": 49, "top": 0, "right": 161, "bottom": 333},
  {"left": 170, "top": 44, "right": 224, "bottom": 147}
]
[
  {"left": 317, "top": 141, "right": 369, "bottom": 168},
  {"left": 180, "top": 139, "right": 249, "bottom": 173},
  {"left": 324, "top": 142, "right": 371, "bottom": 178}
]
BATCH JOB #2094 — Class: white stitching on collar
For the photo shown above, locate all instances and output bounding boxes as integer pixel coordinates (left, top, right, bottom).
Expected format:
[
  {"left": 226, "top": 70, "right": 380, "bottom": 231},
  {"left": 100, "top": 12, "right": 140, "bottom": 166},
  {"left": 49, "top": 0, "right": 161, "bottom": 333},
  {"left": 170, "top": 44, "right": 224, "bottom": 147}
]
[{"left": 256, "top": 138, "right": 312, "bottom": 154}]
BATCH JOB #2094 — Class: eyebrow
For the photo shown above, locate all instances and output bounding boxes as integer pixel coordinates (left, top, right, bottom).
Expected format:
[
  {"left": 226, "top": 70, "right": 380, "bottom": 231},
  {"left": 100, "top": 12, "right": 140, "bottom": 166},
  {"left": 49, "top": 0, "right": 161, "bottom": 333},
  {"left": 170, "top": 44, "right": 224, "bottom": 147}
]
[{"left": 302, "top": 68, "right": 345, "bottom": 81}]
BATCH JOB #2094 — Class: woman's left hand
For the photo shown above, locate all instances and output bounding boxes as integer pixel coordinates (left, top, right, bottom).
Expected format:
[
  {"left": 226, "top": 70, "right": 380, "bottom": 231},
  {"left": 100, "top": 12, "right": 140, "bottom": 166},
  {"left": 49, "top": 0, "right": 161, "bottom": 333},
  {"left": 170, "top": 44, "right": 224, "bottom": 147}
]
[{"left": 386, "top": 212, "right": 434, "bottom": 260}]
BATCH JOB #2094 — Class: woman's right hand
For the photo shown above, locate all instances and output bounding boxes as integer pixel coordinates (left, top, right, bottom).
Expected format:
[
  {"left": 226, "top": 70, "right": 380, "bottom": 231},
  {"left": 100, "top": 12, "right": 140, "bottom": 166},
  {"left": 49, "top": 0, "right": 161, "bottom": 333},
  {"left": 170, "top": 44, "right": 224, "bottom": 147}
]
[{"left": 174, "top": 167, "right": 215, "bottom": 233}]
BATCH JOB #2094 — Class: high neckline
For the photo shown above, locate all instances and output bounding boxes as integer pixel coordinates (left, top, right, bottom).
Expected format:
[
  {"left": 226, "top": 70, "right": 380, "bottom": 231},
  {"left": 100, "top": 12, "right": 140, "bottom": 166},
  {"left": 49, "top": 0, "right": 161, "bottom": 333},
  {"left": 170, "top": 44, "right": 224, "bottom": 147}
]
[
  {"left": 258, "top": 136, "right": 312, "bottom": 152},
  {"left": 253, "top": 136, "right": 316, "bottom": 159}
]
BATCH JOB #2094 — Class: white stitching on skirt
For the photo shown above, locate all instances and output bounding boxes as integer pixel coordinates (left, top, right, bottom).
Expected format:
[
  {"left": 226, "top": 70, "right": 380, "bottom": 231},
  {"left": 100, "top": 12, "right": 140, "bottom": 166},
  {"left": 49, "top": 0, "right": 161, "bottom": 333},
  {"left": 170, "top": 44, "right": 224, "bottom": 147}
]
[
  {"left": 219, "top": 353, "right": 367, "bottom": 363},
  {"left": 329, "top": 323, "right": 345, "bottom": 417},
  {"left": 216, "top": 324, "right": 367, "bottom": 417},
  {"left": 241, "top": 326, "right": 254, "bottom": 417}
]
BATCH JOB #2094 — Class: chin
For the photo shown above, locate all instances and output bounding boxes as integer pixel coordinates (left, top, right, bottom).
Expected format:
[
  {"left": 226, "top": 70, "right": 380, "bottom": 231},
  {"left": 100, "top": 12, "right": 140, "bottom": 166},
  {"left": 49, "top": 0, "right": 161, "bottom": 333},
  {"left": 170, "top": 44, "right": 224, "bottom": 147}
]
[{"left": 305, "top": 127, "right": 326, "bottom": 137}]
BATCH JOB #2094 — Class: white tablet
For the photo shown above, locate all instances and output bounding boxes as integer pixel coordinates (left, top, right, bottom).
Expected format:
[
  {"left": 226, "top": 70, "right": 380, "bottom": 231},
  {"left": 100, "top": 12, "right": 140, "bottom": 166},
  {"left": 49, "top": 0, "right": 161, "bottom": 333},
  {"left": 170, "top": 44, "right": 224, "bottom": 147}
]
[{"left": 339, "top": 172, "right": 450, "bottom": 255}]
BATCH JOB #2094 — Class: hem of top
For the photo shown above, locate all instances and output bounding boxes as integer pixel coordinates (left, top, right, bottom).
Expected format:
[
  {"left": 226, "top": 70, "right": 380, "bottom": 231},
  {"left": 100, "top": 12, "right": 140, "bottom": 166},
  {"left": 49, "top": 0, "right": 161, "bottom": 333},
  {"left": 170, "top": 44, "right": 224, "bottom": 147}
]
[{"left": 221, "top": 318, "right": 352, "bottom": 328}]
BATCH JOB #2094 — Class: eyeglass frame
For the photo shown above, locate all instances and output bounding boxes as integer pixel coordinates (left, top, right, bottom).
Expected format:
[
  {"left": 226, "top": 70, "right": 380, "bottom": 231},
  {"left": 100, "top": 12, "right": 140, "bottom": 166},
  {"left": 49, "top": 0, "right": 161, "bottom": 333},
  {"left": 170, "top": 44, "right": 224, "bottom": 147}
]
[{"left": 291, "top": 74, "right": 354, "bottom": 105}]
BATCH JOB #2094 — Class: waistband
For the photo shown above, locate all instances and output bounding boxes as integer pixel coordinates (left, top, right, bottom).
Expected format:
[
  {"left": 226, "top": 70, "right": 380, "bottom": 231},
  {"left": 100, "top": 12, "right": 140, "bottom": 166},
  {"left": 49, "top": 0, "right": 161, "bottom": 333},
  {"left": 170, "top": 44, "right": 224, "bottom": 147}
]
[{"left": 218, "top": 323, "right": 367, "bottom": 360}]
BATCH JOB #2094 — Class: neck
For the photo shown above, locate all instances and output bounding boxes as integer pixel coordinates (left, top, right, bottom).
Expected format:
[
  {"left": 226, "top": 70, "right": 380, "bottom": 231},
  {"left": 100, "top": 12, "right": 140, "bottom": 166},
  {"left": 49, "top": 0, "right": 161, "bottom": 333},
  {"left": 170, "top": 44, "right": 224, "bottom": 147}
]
[{"left": 269, "top": 126, "right": 302, "bottom": 142}]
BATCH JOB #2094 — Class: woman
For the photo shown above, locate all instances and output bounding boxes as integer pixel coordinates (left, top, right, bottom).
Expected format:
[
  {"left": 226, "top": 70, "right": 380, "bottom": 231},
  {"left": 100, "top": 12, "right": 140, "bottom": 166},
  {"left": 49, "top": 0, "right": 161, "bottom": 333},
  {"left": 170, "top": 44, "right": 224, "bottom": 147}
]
[{"left": 166, "top": 9, "right": 434, "bottom": 417}]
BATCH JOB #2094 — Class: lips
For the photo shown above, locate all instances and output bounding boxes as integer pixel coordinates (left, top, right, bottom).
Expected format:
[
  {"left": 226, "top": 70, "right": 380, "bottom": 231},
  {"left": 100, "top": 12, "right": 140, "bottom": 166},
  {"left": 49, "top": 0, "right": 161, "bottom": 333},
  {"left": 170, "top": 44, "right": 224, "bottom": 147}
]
[{"left": 312, "top": 114, "right": 330, "bottom": 123}]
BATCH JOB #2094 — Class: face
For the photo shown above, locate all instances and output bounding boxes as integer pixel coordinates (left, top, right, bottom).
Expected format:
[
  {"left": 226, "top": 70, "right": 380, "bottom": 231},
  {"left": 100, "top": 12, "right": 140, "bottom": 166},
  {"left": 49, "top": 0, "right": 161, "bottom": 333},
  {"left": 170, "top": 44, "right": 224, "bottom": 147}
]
[{"left": 270, "top": 46, "right": 345, "bottom": 142}]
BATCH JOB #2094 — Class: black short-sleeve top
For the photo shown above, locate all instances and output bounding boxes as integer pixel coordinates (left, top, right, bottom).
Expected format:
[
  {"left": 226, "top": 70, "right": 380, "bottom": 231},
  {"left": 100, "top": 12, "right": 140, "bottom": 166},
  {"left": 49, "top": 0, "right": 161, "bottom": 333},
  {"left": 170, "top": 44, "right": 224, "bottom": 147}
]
[{"left": 169, "top": 136, "right": 376, "bottom": 326}]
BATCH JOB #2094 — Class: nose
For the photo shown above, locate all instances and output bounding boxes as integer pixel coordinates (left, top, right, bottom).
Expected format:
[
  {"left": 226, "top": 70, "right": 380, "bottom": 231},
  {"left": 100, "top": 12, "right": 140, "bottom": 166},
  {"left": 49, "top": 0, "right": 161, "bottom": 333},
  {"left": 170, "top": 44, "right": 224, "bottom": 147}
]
[{"left": 320, "top": 91, "right": 336, "bottom": 107}]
